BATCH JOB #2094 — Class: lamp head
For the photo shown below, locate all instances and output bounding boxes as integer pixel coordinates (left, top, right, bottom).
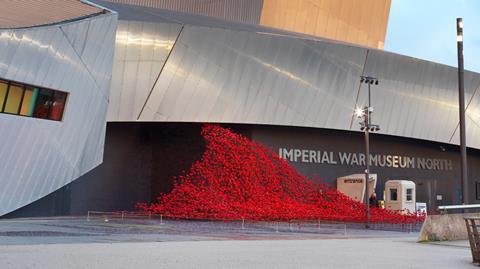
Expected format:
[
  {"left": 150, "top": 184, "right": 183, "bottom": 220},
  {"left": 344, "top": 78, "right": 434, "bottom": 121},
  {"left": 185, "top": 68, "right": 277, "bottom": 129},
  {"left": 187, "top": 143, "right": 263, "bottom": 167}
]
[{"left": 354, "top": 107, "right": 364, "bottom": 118}]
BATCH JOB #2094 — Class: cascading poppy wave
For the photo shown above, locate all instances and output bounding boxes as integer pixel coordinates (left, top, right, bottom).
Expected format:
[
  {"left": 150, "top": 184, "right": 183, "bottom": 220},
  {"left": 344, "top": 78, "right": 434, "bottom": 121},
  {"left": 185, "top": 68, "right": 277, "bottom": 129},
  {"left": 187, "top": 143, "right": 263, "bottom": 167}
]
[{"left": 137, "top": 124, "right": 425, "bottom": 224}]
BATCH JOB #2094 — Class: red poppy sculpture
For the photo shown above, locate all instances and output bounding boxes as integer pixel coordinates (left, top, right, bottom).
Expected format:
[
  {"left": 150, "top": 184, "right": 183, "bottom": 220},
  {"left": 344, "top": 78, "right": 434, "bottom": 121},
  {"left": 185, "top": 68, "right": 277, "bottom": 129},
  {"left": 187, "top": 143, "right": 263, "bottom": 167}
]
[{"left": 137, "top": 125, "right": 424, "bottom": 224}]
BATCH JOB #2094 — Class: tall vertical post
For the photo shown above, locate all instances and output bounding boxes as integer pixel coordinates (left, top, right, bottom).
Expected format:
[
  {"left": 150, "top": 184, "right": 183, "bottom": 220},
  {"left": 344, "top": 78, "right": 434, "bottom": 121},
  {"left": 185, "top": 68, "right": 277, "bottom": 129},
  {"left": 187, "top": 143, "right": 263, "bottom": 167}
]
[
  {"left": 358, "top": 76, "right": 379, "bottom": 228},
  {"left": 364, "top": 107, "right": 370, "bottom": 228},
  {"left": 457, "top": 18, "right": 468, "bottom": 204},
  {"left": 368, "top": 84, "right": 372, "bottom": 123}
]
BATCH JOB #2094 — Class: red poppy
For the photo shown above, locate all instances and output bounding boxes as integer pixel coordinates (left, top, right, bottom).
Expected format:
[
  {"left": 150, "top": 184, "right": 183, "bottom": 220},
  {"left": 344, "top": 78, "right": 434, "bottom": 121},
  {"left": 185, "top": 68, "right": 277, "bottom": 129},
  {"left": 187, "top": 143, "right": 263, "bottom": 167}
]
[{"left": 137, "top": 125, "right": 425, "bottom": 224}]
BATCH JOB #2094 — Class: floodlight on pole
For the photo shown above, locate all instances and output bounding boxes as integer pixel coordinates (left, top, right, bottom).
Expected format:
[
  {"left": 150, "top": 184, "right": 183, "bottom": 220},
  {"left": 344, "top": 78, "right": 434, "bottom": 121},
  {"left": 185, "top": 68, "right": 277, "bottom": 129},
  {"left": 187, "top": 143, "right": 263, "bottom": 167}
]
[{"left": 357, "top": 76, "right": 380, "bottom": 229}]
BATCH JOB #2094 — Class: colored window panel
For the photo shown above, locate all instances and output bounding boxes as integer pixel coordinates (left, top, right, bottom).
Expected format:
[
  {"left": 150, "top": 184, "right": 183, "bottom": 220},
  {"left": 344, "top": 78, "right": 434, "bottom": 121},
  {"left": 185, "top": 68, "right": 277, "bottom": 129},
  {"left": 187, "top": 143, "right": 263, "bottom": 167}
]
[
  {"left": 33, "top": 88, "right": 53, "bottom": 119},
  {"left": 4, "top": 84, "right": 24, "bottom": 114},
  {"left": 29, "top": 88, "right": 39, "bottom": 116},
  {"left": 0, "top": 78, "right": 67, "bottom": 121},
  {"left": 49, "top": 91, "right": 67, "bottom": 121},
  {"left": 0, "top": 81, "right": 7, "bottom": 111},
  {"left": 19, "top": 86, "right": 37, "bottom": 116}
]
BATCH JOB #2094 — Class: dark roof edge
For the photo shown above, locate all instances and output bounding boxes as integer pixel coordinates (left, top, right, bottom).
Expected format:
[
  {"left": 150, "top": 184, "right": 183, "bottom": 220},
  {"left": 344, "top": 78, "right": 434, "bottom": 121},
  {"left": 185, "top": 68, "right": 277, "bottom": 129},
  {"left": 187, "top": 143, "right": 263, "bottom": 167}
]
[{"left": 82, "top": 0, "right": 117, "bottom": 15}]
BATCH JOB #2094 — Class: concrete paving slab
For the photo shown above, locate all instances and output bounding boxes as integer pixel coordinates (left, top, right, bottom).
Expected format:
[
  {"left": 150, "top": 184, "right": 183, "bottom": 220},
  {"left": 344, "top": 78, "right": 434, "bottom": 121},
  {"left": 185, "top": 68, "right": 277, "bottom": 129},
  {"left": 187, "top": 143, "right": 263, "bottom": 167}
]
[
  {"left": 0, "top": 217, "right": 475, "bottom": 268},
  {"left": 0, "top": 237, "right": 475, "bottom": 269}
]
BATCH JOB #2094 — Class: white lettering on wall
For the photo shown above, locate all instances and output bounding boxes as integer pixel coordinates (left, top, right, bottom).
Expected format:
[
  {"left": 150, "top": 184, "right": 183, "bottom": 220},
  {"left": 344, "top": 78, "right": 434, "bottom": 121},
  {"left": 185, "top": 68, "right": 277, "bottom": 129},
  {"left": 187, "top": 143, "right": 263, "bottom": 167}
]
[{"left": 277, "top": 147, "right": 453, "bottom": 171}]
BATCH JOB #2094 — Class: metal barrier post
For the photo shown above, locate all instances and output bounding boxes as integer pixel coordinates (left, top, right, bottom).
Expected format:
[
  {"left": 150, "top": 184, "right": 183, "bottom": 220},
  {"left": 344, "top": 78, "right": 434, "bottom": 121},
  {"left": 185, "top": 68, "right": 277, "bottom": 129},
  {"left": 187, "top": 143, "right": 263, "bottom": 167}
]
[
  {"left": 344, "top": 223, "right": 347, "bottom": 236},
  {"left": 317, "top": 219, "right": 320, "bottom": 231},
  {"left": 471, "top": 218, "right": 480, "bottom": 263},
  {"left": 276, "top": 222, "right": 279, "bottom": 233},
  {"left": 160, "top": 214, "right": 163, "bottom": 225},
  {"left": 465, "top": 217, "right": 480, "bottom": 264},
  {"left": 87, "top": 211, "right": 90, "bottom": 222},
  {"left": 241, "top": 218, "right": 245, "bottom": 230},
  {"left": 121, "top": 211, "right": 125, "bottom": 223}
]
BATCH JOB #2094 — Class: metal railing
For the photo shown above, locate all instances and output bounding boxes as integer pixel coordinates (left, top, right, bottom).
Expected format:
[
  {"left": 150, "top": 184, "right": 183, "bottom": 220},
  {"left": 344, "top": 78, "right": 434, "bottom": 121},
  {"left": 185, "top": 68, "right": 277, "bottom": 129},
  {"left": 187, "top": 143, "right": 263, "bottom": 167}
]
[
  {"left": 87, "top": 210, "right": 164, "bottom": 224},
  {"left": 86, "top": 210, "right": 422, "bottom": 234},
  {"left": 438, "top": 204, "right": 480, "bottom": 214}
]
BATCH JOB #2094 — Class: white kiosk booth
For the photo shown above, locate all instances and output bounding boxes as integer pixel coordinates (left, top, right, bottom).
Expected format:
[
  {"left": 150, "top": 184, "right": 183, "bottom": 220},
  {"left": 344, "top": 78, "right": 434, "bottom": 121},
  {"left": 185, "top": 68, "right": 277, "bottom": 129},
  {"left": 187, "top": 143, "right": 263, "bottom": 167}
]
[
  {"left": 337, "top": 174, "right": 377, "bottom": 202},
  {"left": 384, "top": 180, "right": 416, "bottom": 213}
]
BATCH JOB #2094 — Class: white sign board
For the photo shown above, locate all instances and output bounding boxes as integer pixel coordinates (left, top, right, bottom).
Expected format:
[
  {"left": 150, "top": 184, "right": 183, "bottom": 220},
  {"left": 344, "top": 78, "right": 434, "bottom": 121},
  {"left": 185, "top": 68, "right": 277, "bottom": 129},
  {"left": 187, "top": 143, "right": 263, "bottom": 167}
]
[{"left": 336, "top": 174, "right": 377, "bottom": 202}]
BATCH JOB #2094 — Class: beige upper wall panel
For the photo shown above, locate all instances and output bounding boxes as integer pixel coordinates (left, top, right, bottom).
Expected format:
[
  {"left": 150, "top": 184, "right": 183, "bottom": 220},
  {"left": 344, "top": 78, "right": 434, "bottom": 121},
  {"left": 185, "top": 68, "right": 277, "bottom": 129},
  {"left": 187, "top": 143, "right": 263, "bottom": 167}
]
[{"left": 260, "top": 0, "right": 391, "bottom": 49}]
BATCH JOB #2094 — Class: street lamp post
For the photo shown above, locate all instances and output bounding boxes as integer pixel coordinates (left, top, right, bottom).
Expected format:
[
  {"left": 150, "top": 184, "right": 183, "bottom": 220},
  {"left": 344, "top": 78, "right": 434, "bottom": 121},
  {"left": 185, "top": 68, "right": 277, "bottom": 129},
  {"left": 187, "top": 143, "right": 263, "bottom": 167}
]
[
  {"left": 457, "top": 18, "right": 468, "bottom": 205},
  {"left": 356, "top": 76, "right": 380, "bottom": 228}
]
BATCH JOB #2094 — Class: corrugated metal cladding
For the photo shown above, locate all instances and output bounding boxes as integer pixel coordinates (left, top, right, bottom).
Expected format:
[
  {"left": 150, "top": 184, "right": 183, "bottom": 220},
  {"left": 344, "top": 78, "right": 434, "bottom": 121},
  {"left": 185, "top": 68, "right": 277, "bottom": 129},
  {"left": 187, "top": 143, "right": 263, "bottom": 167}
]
[
  {"left": 0, "top": 0, "right": 103, "bottom": 29},
  {"left": 103, "top": 0, "right": 263, "bottom": 24}
]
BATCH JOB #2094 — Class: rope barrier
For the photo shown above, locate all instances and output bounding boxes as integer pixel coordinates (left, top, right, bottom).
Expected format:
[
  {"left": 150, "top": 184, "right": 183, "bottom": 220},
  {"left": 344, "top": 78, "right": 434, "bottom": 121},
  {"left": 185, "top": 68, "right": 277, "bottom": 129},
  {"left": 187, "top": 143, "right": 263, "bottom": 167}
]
[{"left": 85, "top": 210, "right": 424, "bottom": 233}]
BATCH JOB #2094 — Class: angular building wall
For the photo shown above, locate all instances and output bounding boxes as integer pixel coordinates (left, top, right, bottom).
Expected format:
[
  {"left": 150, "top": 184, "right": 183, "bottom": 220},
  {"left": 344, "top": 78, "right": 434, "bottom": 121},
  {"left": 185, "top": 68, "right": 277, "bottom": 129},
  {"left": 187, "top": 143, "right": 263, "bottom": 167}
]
[
  {"left": 137, "top": 24, "right": 367, "bottom": 129},
  {"left": 108, "top": 20, "right": 182, "bottom": 120},
  {"left": 5, "top": 1, "right": 480, "bottom": 217},
  {"left": 0, "top": 11, "right": 118, "bottom": 216},
  {"left": 100, "top": 0, "right": 390, "bottom": 49},
  {"left": 98, "top": 0, "right": 480, "bottom": 151}
]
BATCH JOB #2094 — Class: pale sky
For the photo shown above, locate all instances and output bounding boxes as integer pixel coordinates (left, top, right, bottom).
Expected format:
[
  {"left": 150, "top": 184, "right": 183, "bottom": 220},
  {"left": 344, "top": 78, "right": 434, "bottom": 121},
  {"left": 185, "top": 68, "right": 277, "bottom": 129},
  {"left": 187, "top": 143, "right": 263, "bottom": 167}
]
[{"left": 385, "top": 0, "right": 480, "bottom": 73}]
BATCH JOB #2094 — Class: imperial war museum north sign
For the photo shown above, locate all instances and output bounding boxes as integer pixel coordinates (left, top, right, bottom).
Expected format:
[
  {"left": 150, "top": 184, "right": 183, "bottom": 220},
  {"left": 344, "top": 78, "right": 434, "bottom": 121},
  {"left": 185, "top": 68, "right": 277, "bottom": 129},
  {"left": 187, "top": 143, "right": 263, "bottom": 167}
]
[{"left": 278, "top": 147, "right": 453, "bottom": 171}]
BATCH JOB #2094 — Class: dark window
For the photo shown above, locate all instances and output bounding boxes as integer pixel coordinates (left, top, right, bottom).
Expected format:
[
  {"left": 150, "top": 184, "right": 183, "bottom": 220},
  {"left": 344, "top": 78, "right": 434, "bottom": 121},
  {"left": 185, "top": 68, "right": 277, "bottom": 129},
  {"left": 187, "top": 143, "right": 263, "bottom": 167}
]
[
  {"left": 406, "top": 188, "right": 413, "bottom": 201},
  {"left": 476, "top": 182, "right": 480, "bottom": 200},
  {"left": 33, "top": 88, "right": 54, "bottom": 119},
  {"left": 390, "top": 188, "right": 398, "bottom": 201},
  {"left": 50, "top": 91, "right": 67, "bottom": 121},
  {"left": 0, "top": 78, "right": 67, "bottom": 121}
]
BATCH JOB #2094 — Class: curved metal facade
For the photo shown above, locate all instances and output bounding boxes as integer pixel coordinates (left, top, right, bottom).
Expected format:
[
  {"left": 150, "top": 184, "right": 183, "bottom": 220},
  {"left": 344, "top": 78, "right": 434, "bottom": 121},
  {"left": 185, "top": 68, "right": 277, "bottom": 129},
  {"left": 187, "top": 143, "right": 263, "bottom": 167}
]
[
  {"left": 103, "top": 2, "right": 480, "bottom": 150},
  {"left": 100, "top": 0, "right": 390, "bottom": 49},
  {"left": 0, "top": 12, "right": 118, "bottom": 216},
  {"left": 360, "top": 50, "right": 480, "bottom": 148},
  {"left": 138, "top": 25, "right": 367, "bottom": 130},
  {"left": 108, "top": 20, "right": 182, "bottom": 120}
]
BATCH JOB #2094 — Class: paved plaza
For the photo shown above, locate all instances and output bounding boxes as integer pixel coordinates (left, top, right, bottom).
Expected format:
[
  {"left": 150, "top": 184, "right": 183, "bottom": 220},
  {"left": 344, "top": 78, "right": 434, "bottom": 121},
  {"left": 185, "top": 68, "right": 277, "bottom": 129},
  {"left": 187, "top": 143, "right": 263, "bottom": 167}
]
[{"left": 0, "top": 217, "right": 475, "bottom": 269}]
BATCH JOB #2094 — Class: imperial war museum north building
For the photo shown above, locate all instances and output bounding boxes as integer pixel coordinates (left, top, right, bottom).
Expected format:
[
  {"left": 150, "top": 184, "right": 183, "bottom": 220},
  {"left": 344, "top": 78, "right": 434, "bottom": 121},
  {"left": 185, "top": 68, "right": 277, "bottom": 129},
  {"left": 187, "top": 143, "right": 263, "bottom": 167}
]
[{"left": 1, "top": 0, "right": 480, "bottom": 217}]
